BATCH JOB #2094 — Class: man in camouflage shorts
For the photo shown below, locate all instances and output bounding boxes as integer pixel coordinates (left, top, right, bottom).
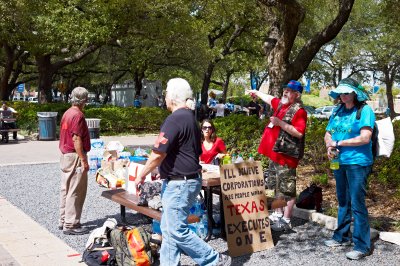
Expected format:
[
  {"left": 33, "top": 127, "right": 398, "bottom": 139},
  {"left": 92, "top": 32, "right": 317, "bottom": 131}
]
[{"left": 246, "top": 80, "right": 307, "bottom": 232}]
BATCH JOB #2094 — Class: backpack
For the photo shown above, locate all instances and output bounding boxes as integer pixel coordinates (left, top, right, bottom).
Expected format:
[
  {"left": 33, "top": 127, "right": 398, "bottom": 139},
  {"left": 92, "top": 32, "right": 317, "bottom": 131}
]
[
  {"left": 296, "top": 184, "right": 323, "bottom": 212},
  {"left": 82, "top": 218, "right": 118, "bottom": 266},
  {"left": 109, "top": 226, "right": 153, "bottom": 266},
  {"left": 82, "top": 236, "right": 117, "bottom": 266}
]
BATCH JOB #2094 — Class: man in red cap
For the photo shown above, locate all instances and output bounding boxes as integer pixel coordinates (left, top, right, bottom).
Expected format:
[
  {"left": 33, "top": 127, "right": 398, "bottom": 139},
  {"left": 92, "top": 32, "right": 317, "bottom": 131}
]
[{"left": 246, "top": 80, "right": 307, "bottom": 231}]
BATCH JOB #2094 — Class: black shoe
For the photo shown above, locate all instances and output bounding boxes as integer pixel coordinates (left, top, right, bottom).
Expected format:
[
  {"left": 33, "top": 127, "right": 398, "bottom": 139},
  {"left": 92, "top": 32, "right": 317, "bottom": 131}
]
[{"left": 63, "top": 226, "right": 90, "bottom": 235}]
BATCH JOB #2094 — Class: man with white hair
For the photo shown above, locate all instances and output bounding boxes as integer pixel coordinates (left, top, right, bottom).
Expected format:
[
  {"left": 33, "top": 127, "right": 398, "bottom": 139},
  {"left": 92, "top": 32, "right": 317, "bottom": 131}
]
[
  {"left": 246, "top": 80, "right": 307, "bottom": 232},
  {"left": 58, "top": 86, "right": 91, "bottom": 235},
  {"left": 137, "top": 78, "right": 231, "bottom": 266}
]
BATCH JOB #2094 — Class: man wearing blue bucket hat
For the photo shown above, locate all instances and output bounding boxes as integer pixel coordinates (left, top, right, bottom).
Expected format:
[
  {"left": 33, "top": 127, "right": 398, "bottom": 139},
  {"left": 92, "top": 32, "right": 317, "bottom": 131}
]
[
  {"left": 246, "top": 80, "right": 307, "bottom": 232},
  {"left": 324, "top": 77, "right": 375, "bottom": 260}
]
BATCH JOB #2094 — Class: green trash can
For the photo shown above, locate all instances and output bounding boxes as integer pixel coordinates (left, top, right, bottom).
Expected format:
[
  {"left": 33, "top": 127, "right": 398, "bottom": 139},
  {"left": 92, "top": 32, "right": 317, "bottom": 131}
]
[
  {"left": 37, "top": 112, "right": 58, "bottom": 140},
  {"left": 85, "top": 118, "right": 101, "bottom": 139}
]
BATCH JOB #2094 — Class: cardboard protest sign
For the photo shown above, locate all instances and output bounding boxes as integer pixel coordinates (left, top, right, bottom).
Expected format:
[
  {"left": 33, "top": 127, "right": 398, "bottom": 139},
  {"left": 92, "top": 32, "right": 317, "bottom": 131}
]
[{"left": 220, "top": 161, "right": 273, "bottom": 257}]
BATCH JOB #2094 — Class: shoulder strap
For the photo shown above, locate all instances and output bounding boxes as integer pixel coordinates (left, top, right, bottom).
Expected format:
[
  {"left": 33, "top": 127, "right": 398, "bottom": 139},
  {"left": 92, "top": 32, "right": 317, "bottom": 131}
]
[
  {"left": 356, "top": 102, "right": 367, "bottom": 120},
  {"left": 331, "top": 104, "right": 344, "bottom": 119}
]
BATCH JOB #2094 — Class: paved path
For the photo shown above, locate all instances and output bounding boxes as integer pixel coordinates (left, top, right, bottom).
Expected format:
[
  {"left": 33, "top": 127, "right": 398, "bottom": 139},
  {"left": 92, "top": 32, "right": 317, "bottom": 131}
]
[{"left": 0, "top": 135, "right": 156, "bottom": 265}]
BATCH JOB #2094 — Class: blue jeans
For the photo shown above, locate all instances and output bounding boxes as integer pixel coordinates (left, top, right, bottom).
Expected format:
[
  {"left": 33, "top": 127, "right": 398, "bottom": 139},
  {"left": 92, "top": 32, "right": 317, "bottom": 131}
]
[
  {"left": 160, "top": 177, "right": 219, "bottom": 266},
  {"left": 333, "top": 164, "right": 371, "bottom": 254}
]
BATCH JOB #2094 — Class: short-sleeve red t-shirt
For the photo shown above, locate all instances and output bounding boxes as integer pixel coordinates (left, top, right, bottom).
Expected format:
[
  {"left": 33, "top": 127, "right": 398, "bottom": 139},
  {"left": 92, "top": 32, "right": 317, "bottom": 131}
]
[
  {"left": 59, "top": 107, "right": 90, "bottom": 154},
  {"left": 200, "top": 137, "right": 226, "bottom": 164},
  {"left": 258, "top": 98, "right": 307, "bottom": 168}
]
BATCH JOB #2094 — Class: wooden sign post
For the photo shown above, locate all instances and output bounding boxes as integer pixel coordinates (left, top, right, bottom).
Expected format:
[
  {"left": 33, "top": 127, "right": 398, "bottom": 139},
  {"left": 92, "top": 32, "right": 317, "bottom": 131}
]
[{"left": 220, "top": 161, "right": 274, "bottom": 257}]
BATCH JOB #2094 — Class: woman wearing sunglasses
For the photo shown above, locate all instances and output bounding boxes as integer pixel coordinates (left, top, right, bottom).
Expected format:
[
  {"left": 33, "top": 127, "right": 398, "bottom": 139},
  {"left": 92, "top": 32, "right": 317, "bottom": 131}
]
[
  {"left": 324, "top": 77, "right": 375, "bottom": 260},
  {"left": 199, "top": 119, "right": 227, "bottom": 165}
]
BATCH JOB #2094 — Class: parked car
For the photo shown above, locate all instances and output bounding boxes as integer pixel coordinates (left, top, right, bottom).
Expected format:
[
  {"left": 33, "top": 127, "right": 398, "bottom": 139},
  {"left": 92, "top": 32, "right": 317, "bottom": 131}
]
[
  {"left": 28, "top": 97, "right": 38, "bottom": 103},
  {"left": 303, "top": 105, "right": 316, "bottom": 117},
  {"left": 314, "top": 105, "right": 336, "bottom": 119}
]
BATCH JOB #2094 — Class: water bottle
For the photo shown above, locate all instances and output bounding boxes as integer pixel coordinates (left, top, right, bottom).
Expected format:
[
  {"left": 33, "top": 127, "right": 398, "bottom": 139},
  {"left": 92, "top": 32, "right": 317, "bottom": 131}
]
[
  {"left": 330, "top": 149, "right": 339, "bottom": 170},
  {"left": 248, "top": 153, "right": 254, "bottom": 162},
  {"left": 235, "top": 154, "right": 244, "bottom": 163},
  {"left": 212, "top": 214, "right": 221, "bottom": 236},
  {"left": 197, "top": 214, "right": 208, "bottom": 239},
  {"left": 89, "top": 156, "right": 97, "bottom": 174},
  {"left": 222, "top": 154, "right": 232, "bottom": 165}
]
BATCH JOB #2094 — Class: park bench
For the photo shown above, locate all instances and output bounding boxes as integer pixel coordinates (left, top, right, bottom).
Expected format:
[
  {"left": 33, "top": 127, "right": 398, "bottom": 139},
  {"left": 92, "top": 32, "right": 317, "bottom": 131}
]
[
  {"left": 0, "top": 128, "right": 20, "bottom": 143},
  {"left": 101, "top": 188, "right": 200, "bottom": 224}
]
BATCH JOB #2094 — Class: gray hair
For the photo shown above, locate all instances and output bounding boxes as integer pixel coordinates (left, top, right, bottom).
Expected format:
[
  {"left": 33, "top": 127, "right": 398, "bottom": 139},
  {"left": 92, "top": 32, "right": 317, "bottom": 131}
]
[
  {"left": 70, "top": 87, "right": 88, "bottom": 105},
  {"left": 166, "top": 78, "right": 193, "bottom": 108}
]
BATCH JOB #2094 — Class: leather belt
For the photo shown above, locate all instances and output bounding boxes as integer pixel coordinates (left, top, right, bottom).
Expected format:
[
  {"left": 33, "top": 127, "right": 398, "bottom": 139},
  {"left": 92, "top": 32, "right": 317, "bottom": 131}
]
[{"left": 167, "top": 173, "right": 199, "bottom": 181}]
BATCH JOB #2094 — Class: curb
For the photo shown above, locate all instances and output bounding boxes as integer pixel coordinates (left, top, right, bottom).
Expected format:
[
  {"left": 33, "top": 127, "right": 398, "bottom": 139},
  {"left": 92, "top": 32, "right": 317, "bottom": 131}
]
[{"left": 292, "top": 206, "right": 380, "bottom": 240}]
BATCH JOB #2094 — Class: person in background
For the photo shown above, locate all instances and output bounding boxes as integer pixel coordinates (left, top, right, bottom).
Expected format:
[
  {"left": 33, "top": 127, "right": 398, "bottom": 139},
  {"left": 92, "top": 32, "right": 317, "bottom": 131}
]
[
  {"left": 323, "top": 77, "right": 375, "bottom": 260},
  {"left": 0, "top": 102, "right": 18, "bottom": 140},
  {"left": 247, "top": 80, "right": 307, "bottom": 232},
  {"left": 225, "top": 98, "right": 235, "bottom": 114},
  {"left": 58, "top": 87, "right": 91, "bottom": 235},
  {"left": 136, "top": 78, "right": 231, "bottom": 266},
  {"left": 247, "top": 93, "right": 262, "bottom": 117},
  {"left": 200, "top": 119, "right": 227, "bottom": 165},
  {"left": 214, "top": 98, "right": 226, "bottom": 118},
  {"left": 134, "top": 94, "right": 142, "bottom": 108}
]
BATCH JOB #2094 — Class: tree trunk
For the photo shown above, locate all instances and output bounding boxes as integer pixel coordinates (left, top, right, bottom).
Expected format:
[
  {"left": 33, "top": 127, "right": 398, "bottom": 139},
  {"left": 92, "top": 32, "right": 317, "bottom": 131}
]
[
  {"left": 36, "top": 55, "right": 56, "bottom": 103},
  {"left": 133, "top": 70, "right": 144, "bottom": 96},
  {"left": 201, "top": 62, "right": 215, "bottom": 105},
  {"left": 221, "top": 70, "right": 233, "bottom": 102},
  {"left": 384, "top": 67, "right": 395, "bottom": 119},
  {"left": 0, "top": 44, "right": 16, "bottom": 101},
  {"left": 259, "top": 0, "right": 355, "bottom": 95}
]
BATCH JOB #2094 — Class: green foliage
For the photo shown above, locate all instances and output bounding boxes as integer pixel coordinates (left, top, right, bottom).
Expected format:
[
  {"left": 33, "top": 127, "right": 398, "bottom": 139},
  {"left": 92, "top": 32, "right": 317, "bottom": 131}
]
[
  {"left": 213, "top": 114, "right": 268, "bottom": 167},
  {"left": 311, "top": 173, "right": 329, "bottom": 186},
  {"left": 9, "top": 102, "right": 169, "bottom": 135},
  {"left": 302, "top": 117, "right": 330, "bottom": 173},
  {"left": 84, "top": 106, "right": 169, "bottom": 134},
  {"left": 302, "top": 94, "right": 333, "bottom": 108},
  {"left": 324, "top": 206, "right": 338, "bottom": 218}
]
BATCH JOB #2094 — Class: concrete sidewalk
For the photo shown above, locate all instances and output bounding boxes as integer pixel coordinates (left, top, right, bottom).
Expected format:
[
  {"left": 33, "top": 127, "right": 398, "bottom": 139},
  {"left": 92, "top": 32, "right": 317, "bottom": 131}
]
[{"left": 0, "top": 135, "right": 157, "bottom": 265}]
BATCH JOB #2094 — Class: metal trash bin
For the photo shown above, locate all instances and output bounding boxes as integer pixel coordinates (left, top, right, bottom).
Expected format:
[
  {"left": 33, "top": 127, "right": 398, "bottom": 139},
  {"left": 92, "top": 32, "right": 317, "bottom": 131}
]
[
  {"left": 37, "top": 112, "right": 58, "bottom": 140},
  {"left": 85, "top": 118, "right": 101, "bottom": 139}
]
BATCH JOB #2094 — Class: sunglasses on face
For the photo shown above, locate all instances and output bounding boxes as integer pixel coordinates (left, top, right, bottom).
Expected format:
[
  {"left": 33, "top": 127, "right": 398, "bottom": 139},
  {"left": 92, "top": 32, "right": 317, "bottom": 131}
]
[
  {"left": 202, "top": 126, "right": 213, "bottom": 131},
  {"left": 340, "top": 93, "right": 352, "bottom": 95}
]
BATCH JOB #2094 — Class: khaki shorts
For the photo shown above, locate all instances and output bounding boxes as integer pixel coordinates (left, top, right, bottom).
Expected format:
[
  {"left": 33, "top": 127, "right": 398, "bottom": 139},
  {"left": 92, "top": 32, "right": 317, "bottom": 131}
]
[{"left": 265, "top": 161, "right": 297, "bottom": 198}]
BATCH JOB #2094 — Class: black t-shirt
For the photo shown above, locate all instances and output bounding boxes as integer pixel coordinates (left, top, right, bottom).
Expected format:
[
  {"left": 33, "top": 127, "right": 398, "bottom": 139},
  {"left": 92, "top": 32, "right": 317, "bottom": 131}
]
[
  {"left": 153, "top": 108, "right": 202, "bottom": 178},
  {"left": 248, "top": 101, "right": 261, "bottom": 116}
]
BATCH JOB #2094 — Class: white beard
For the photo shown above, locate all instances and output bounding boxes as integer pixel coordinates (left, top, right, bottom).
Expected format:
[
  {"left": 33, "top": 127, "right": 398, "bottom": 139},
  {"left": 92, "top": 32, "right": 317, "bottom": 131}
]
[{"left": 281, "top": 96, "right": 289, "bottom": 104}]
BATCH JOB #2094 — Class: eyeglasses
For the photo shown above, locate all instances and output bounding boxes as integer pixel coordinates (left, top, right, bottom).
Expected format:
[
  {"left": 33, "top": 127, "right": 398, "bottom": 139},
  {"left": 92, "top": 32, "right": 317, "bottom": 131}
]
[{"left": 202, "top": 126, "right": 213, "bottom": 131}]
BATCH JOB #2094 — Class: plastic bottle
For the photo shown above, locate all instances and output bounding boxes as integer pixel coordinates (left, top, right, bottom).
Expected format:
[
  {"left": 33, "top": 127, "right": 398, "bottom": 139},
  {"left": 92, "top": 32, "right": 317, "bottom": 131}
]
[
  {"left": 212, "top": 214, "right": 221, "bottom": 236},
  {"left": 330, "top": 149, "right": 340, "bottom": 170},
  {"left": 231, "top": 154, "right": 237, "bottom": 163},
  {"left": 235, "top": 154, "right": 244, "bottom": 163},
  {"left": 89, "top": 155, "right": 97, "bottom": 174},
  {"left": 248, "top": 153, "right": 254, "bottom": 162},
  {"left": 222, "top": 154, "right": 232, "bottom": 165},
  {"left": 197, "top": 214, "right": 208, "bottom": 239}
]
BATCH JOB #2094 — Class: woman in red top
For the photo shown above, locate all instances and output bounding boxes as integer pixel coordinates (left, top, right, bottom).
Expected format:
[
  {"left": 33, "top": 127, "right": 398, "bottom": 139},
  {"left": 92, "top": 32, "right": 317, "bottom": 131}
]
[{"left": 199, "top": 119, "right": 227, "bottom": 164}]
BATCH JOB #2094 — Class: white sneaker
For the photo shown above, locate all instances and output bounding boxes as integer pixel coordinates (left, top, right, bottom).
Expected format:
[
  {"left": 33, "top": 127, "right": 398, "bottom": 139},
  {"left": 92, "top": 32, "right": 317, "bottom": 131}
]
[{"left": 270, "top": 217, "right": 291, "bottom": 232}]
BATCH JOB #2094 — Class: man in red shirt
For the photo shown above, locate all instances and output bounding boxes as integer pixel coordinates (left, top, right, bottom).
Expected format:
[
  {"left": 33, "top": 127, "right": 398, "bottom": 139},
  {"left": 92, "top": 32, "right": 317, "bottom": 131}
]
[
  {"left": 247, "top": 80, "right": 307, "bottom": 232},
  {"left": 59, "top": 87, "right": 91, "bottom": 235}
]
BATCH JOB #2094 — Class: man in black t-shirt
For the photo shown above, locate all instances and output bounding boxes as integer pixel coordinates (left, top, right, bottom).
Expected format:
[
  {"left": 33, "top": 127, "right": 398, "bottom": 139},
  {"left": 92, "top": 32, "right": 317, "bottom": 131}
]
[
  {"left": 137, "top": 78, "right": 231, "bottom": 266},
  {"left": 247, "top": 94, "right": 261, "bottom": 117}
]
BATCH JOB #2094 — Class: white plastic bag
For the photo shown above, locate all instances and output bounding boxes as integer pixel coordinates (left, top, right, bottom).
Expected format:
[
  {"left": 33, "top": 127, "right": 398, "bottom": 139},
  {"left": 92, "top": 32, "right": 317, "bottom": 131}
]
[{"left": 375, "top": 117, "right": 395, "bottom": 157}]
